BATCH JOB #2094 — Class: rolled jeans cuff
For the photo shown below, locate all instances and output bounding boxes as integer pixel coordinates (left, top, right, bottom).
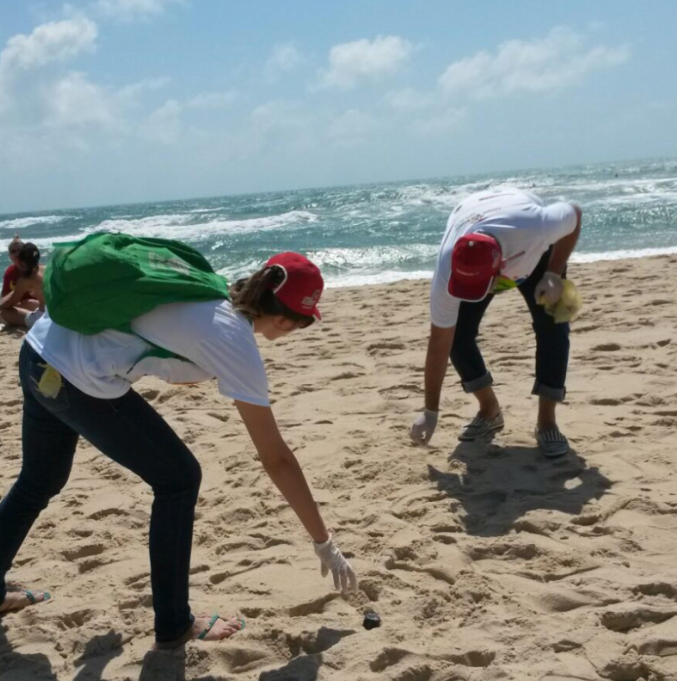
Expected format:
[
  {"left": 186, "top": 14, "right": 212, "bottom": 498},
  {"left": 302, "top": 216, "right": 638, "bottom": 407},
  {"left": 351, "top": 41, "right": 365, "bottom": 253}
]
[
  {"left": 461, "top": 371, "right": 493, "bottom": 394},
  {"left": 531, "top": 381, "right": 566, "bottom": 402}
]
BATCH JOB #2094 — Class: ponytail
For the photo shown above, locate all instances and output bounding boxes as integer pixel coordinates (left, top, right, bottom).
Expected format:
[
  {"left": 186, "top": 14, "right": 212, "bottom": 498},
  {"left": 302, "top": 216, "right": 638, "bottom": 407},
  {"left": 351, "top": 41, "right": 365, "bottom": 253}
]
[{"left": 230, "top": 265, "right": 315, "bottom": 327}]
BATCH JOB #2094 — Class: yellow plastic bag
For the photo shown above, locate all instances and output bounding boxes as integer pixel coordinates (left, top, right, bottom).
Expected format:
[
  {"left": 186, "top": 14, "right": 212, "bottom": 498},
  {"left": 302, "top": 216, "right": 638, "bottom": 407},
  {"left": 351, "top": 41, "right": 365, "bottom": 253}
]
[{"left": 540, "top": 279, "right": 582, "bottom": 323}]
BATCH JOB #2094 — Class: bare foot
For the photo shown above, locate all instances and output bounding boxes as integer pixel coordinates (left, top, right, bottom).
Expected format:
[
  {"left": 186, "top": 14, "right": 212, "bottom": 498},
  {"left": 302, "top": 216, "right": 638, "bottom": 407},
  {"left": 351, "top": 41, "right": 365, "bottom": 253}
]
[
  {"left": 192, "top": 614, "right": 244, "bottom": 642},
  {"left": 155, "top": 613, "right": 245, "bottom": 650},
  {"left": 0, "top": 589, "right": 50, "bottom": 614}
]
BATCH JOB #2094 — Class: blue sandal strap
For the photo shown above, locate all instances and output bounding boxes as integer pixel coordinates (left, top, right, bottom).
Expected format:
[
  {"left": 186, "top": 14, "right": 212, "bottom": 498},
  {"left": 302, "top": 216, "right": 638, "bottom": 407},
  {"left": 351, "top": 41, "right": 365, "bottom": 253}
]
[{"left": 197, "top": 614, "right": 220, "bottom": 640}]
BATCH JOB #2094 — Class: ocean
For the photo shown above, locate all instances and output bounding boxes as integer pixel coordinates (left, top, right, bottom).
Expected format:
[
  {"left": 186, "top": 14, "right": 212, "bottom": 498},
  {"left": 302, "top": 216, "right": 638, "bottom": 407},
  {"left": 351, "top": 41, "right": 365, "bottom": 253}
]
[{"left": 2, "top": 157, "right": 677, "bottom": 288}]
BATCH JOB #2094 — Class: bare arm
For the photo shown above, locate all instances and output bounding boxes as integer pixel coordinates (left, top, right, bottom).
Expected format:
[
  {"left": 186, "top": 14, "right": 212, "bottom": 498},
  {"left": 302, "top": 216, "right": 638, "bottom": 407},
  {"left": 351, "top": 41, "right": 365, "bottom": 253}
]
[
  {"left": 235, "top": 400, "right": 329, "bottom": 544},
  {"left": 424, "top": 323, "right": 456, "bottom": 412},
  {"left": 547, "top": 204, "right": 582, "bottom": 275},
  {"left": 0, "top": 278, "right": 28, "bottom": 310}
]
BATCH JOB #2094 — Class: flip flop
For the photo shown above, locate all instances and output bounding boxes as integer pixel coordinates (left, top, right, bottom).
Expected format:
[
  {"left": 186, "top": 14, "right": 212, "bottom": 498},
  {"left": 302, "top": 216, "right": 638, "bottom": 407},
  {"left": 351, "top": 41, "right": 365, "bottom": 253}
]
[
  {"left": 155, "top": 614, "right": 245, "bottom": 650},
  {"left": 197, "top": 614, "right": 246, "bottom": 640},
  {"left": 0, "top": 589, "right": 51, "bottom": 614}
]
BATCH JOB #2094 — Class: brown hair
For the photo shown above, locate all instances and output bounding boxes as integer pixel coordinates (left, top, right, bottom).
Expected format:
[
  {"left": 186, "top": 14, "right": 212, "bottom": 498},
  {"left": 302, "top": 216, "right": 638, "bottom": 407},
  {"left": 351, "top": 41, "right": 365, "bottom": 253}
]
[
  {"left": 17, "top": 242, "right": 40, "bottom": 278},
  {"left": 230, "top": 265, "right": 314, "bottom": 327},
  {"left": 8, "top": 235, "right": 23, "bottom": 254}
]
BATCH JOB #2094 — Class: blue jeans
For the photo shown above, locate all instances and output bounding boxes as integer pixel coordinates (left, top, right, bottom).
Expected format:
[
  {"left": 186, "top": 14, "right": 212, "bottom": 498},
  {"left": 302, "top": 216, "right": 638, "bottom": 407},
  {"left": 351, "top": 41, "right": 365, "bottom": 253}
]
[
  {"left": 0, "top": 342, "right": 201, "bottom": 643},
  {"left": 450, "top": 251, "right": 570, "bottom": 402}
]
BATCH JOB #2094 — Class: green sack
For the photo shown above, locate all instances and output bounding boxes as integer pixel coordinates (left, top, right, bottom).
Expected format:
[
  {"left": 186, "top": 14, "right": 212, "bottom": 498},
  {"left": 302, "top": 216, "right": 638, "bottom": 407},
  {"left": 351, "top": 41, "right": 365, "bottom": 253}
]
[{"left": 44, "top": 232, "right": 230, "bottom": 336}]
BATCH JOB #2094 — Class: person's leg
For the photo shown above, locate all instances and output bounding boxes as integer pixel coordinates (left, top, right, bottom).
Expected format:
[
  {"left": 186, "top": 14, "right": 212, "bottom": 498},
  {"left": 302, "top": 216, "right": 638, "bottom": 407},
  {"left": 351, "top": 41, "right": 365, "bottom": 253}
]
[
  {"left": 23, "top": 299, "right": 40, "bottom": 312},
  {"left": 0, "top": 307, "right": 29, "bottom": 328},
  {"left": 5, "top": 344, "right": 241, "bottom": 642},
  {"left": 450, "top": 295, "right": 501, "bottom": 419},
  {"left": 64, "top": 388, "right": 244, "bottom": 644},
  {"left": 49, "top": 380, "right": 204, "bottom": 643},
  {"left": 0, "top": 343, "right": 79, "bottom": 611},
  {"left": 518, "top": 252, "right": 570, "bottom": 452}
]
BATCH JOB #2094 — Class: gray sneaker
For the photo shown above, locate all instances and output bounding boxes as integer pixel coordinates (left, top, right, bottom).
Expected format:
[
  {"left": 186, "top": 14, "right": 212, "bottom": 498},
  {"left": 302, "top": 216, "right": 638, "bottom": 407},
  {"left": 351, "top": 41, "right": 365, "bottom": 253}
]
[
  {"left": 458, "top": 411, "right": 505, "bottom": 441},
  {"left": 535, "top": 428, "right": 570, "bottom": 458}
]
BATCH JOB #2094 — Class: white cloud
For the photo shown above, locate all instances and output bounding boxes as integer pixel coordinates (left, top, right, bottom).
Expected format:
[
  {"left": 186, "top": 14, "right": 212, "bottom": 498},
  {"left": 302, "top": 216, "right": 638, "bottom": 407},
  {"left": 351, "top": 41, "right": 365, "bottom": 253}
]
[
  {"left": 0, "top": 17, "right": 98, "bottom": 112},
  {"left": 327, "top": 109, "right": 379, "bottom": 142},
  {"left": 96, "top": 0, "right": 183, "bottom": 20},
  {"left": 264, "top": 43, "right": 303, "bottom": 80},
  {"left": 411, "top": 107, "right": 467, "bottom": 136},
  {"left": 186, "top": 91, "right": 237, "bottom": 110},
  {"left": 0, "top": 17, "right": 97, "bottom": 72},
  {"left": 141, "top": 99, "right": 182, "bottom": 143},
  {"left": 320, "top": 35, "right": 413, "bottom": 89},
  {"left": 386, "top": 88, "right": 434, "bottom": 112},
  {"left": 119, "top": 76, "right": 171, "bottom": 98},
  {"left": 47, "top": 71, "right": 117, "bottom": 130},
  {"left": 439, "top": 27, "right": 630, "bottom": 99},
  {"left": 139, "top": 90, "right": 236, "bottom": 143},
  {"left": 251, "top": 100, "right": 303, "bottom": 130}
]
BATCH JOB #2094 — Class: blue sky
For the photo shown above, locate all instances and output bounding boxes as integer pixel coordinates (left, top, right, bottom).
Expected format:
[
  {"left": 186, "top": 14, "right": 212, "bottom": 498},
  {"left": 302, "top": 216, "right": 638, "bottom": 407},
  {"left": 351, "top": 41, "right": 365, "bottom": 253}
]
[{"left": 0, "top": 0, "right": 675, "bottom": 213}]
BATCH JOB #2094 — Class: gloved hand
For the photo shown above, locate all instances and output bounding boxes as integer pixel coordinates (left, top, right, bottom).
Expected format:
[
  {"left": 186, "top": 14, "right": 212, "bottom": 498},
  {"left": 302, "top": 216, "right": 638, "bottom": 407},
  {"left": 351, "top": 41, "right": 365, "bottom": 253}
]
[
  {"left": 314, "top": 535, "right": 358, "bottom": 593},
  {"left": 410, "top": 409, "right": 439, "bottom": 445},
  {"left": 535, "top": 272, "right": 564, "bottom": 306}
]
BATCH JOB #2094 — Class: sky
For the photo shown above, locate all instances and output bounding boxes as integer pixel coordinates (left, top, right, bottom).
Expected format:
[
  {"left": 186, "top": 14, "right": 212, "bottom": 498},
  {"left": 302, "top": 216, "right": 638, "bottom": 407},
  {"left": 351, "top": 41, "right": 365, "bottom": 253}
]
[{"left": 0, "top": 0, "right": 676, "bottom": 213}]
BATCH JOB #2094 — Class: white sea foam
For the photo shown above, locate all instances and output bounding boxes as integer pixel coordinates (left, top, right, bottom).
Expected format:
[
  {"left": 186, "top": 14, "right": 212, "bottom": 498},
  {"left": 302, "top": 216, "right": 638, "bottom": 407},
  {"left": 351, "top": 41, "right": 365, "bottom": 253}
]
[
  {"left": 0, "top": 233, "right": 84, "bottom": 251},
  {"left": 0, "top": 215, "right": 72, "bottom": 231},
  {"left": 310, "top": 244, "right": 438, "bottom": 270},
  {"left": 86, "top": 210, "right": 317, "bottom": 240},
  {"left": 216, "top": 259, "right": 265, "bottom": 281},
  {"left": 87, "top": 214, "right": 193, "bottom": 235},
  {"left": 397, "top": 184, "right": 467, "bottom": 210},
  {"left": 571, "top": 246, "right": 677, "bottom": 263},
  {"left": 542, "top": 177, "right": 677, "bottom": 203},
  {"left": 321, "top": 245, "right": 677, "bottom": 288},
  {"left": 325, "top": 269, "right": 433, "bottom": 288},
  {"left": 395, "top": 180, "right": 562, "bottom": 212}
]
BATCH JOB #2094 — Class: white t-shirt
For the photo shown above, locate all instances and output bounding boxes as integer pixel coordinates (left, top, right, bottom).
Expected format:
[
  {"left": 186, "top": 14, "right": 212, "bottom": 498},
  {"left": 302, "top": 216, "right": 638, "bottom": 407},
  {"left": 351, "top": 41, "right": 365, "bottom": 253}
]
[
  {"left": 26, "top": 300, "right": 270, "bottom": 406},
  {"left": 430, "top": 188, "right": 578, "bottom": 328}
]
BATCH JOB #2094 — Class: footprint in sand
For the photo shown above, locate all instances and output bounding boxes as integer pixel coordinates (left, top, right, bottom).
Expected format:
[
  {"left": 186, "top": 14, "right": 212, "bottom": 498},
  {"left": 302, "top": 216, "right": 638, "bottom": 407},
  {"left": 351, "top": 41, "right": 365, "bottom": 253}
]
[{"left": 600, "top": 607, "right": 677, "bottom": 633}]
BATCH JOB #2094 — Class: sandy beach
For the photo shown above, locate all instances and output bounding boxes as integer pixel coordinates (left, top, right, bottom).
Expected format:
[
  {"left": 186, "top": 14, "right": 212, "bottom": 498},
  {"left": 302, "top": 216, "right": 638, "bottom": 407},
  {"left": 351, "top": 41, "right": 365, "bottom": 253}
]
[{"left": 1, "top": 253, "right": 677, "bottom": 681}]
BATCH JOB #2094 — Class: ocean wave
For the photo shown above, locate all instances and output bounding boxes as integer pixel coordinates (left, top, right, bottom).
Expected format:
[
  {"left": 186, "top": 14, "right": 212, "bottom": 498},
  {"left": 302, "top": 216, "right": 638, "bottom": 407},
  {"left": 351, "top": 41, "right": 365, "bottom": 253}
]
[
  {"left": 216, "top": 259, "right": 266, "bottom": 282},
  {"left": 309, "top": 244, "right": 438, "bottom": 271},
  {"left": 571, "top": 246, "right": 677, "bottom": 263},
  {"left": 397, "top": 183, "right": 480, "bottom": 210},
  {"left": 0, "top": 215, "right": 72, "bottom": 231},
  {"left": 88, "top": 214, "right": 193, "bottom": 235},
  {"left": 541, "top": 176, "right": 677, "bottom": 200},
  {"left": 87, "top": 210, "right": 318, "bottom": 240},
  {"left": 393, "top": 179, "right": 567, "bottom": 212},
  {"left": 324, "top": 269, "right": 433, "bottom": 288},
  {"left": 325, "top": 245, "right": 677, "bottom": 288},
  {"left": 1, "top": 233, "right": 84, "bottom": 251}
]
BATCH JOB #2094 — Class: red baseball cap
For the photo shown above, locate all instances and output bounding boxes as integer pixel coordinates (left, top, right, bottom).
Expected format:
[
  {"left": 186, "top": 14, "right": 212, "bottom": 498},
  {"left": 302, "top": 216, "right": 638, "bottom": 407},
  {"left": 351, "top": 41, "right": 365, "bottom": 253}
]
[
  {"left": 267, "top": 252, "right": 323, "bottom": 321},
  {"left": 448, "top": 233, "right": 502, "bottom": 301}
]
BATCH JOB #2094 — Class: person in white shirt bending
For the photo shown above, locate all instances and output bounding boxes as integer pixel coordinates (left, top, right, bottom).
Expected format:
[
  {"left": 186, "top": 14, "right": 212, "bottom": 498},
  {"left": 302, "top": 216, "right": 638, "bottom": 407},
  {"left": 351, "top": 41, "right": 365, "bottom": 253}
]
[
  {"left": 410, "top": 188, "right": 582, "bottom": 458},
  {"left": 0, "top": 252, "right": 357, "bottom": 648}
]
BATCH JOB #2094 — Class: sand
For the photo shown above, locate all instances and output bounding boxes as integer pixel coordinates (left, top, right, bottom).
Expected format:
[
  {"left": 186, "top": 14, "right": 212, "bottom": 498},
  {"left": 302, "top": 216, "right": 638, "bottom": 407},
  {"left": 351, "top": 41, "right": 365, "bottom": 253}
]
[{"left": 1, "top": 254, "right": 677, "bottom": 681}]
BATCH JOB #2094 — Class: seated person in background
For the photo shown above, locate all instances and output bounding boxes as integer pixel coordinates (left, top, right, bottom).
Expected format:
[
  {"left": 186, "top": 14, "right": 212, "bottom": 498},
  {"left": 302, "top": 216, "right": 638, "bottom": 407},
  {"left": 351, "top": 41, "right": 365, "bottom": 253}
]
[{"left": 1, "top": 242, "right": 45, "bottom": 329}]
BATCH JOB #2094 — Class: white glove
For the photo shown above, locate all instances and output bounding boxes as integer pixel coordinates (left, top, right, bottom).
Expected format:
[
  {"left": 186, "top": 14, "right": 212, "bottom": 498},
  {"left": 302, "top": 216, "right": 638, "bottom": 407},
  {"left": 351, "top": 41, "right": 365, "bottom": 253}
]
[
  {"left": 313, "top": 535, "right": 358, "bottom": 593},
  {"left": 535, "top": 272, "right": 564, "bottom": 306},
  {"left": 410, "top": 409, "right": 439, "bottom": 445}
]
